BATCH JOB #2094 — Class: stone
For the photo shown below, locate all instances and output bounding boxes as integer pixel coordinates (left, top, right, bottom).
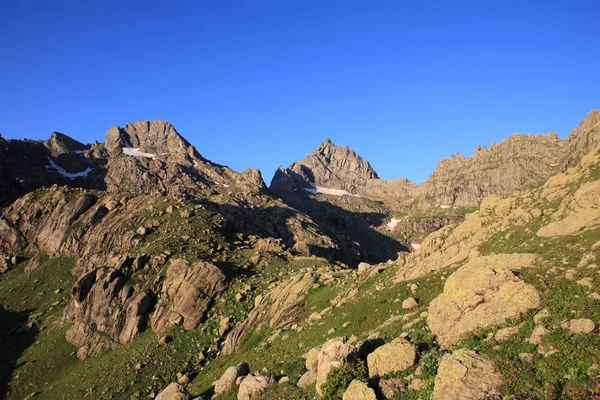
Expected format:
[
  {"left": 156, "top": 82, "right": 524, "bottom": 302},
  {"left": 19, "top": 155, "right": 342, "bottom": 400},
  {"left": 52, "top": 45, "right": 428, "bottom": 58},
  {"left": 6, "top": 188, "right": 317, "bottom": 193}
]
[
  {"left": 432, "top": 349, "right": 502, "bottom": 400},
  {"left": 155, "top": 382, "right": 191, "bottom": 400},
  {"left": 213, "top": 362, "right": 250, "bottom": 396},
  {"left": 402, "top": 297, "right": 418, "bottom": 309},
  {"left": 561, "top": 318, "right": 596, "bottom": 334},
  {"left": 494, "top": 323, "right": 522, "bottom": 342},
  {"left": 237, "top": 375, "right": 275, "bottom": 400},
  {"left": 428, "top": 256, "right": 540, "bottom": 348},
  {"left": 177, "top": 374, "right": 190, "bottom": 385},
  {"left": 367, "top": 341, "right": 417, "bottom": 377},
  {"left": 527, "top": 326, "right": 550, "bottom": 345},
  {"left": 408, "top": 378, "right": 425, "bottom": 391},
  {"left": 358, "top": 262, "right": 372, "bottom": 273},
  {"left": 378, "top": 378, "right": 405, "bottom": 399},
  {"left": 342, "top": 380, "right": 377, "bottom": 400},
  {"left": 533, "top": 308, "right": 551, "bottom": 325}
]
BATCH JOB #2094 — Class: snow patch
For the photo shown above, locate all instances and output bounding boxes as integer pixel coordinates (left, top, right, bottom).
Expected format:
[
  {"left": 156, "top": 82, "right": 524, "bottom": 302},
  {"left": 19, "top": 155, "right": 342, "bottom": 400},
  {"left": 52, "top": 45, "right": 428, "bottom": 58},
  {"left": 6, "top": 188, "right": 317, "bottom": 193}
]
[
  {"left": 46, "top": 158, "right": 92, "bottom": 179},
  {"left": 439, "top": 205, "right": 451, "bottom": 209},
  {"left": 303, "top": 186, "right": 359, "bottom": 197},
  {"left": 387, "top": 218, "right": 400, "bottom": 230},
  {"left": 74, "top": 150, "right": 89, "bottom": 155},
  {"left": 122, "top": 147, "right": 156, "bottom": 159},
  {"left": 411, "top": 243, "right": 421, "bottom": 250}
]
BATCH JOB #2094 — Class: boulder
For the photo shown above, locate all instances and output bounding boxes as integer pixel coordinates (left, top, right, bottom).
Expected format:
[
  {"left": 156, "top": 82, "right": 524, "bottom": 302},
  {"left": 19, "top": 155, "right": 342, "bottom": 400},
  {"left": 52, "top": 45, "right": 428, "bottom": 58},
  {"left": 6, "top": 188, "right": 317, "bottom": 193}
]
[
  {"left": 213, "top": 362, "right": 250, "bottom": 396},
  {"left": 342, "top": 380, "right": 377, "bottom": 400},
  {"left": 297, "top": 370, "right": 317, "bottom": 390},
  {"left": 237, "top": 375, "right": 275, "bottom": 400},
  {"left": 432, "top": 349, "right": 502, "bottom": 400},
  {"left": 316, "top": 337, "right": 357, "bottom": 396},
  {"left": 367, "top": 340, "right": 416, "bottom": 377},
  {"left": 402, "top": 297, "right": 418, "bottom": 309},
  {"left": 428, "top": 256, "right": 540, "bottom": 348},
  {"left": 155, "top": 382, "right": 191, "bottom": 400}
]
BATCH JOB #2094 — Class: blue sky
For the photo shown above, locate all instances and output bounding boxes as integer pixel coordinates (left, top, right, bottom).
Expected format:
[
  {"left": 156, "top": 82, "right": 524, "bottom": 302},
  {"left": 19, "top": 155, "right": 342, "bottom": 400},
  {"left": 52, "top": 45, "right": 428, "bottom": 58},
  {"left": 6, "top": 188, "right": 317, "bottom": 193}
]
[{"left": 1, "top": 1, "right": 598, "bottom": 184}]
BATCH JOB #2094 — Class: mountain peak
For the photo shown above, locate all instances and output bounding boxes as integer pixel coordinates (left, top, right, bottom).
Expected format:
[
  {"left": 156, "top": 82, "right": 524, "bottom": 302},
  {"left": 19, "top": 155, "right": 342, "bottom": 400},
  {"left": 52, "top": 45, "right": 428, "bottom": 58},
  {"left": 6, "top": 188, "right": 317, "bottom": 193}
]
[{"left": 270, "top": 138, "right": 380, "bottom": 197}]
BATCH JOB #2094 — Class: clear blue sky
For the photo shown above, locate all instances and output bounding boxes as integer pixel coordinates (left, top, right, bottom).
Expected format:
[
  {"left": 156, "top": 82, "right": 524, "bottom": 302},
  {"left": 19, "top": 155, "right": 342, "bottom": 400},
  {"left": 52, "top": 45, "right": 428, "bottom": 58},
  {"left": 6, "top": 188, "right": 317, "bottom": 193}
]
[{"left": 1, "top": 1, "right": 598, "bottom": 184}]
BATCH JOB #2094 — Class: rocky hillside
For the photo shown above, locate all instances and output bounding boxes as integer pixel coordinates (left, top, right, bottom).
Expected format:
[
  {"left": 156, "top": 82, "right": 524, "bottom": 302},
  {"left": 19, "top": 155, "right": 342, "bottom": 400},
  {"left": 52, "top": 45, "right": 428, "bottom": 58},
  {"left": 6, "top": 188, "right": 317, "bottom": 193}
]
[
  {"left": 1, "top": 110, "right": 600, "bottom": 400},
  {"left": 176, "top": 137, "right": 600, "bottom": 400}
]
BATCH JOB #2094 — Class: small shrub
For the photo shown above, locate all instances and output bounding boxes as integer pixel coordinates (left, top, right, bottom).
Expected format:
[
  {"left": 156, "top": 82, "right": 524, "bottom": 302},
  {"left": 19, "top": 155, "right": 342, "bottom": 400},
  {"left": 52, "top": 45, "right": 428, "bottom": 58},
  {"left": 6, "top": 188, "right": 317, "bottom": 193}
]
[{"left": 321, "top": 360, "right": 368, "bottom": 400}]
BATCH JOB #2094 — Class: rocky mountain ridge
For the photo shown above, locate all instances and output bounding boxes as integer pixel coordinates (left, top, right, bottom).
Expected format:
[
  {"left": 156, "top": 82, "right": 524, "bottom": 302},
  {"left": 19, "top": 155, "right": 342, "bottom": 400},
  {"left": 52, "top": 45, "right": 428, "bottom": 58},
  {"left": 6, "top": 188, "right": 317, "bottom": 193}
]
[
  {"left": 0, "top": 120, "right": 267, "bottom": 206},
  {"left": 271, "top": 110, "right": 600, "bottom": 210}
]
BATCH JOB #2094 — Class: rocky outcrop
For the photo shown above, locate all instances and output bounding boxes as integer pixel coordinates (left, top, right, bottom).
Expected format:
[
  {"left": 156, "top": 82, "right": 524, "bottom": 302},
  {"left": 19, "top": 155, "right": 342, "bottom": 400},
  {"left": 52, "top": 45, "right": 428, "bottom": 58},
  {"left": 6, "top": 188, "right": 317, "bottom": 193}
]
[
  {"left": 222, "top": 273, "right": 316, "bottom": 355},
  {"left": 4, "top": 190, "right": 97, "bottom": 255},
  {"left": 537, "top": 177, "right": 600, "bottom": 237},
  {"left": 432, "top": 349, "right": 502, "bottom": 400},
  {"left": 0, "top": 217, "right": 27, "bottom": 254},
  {"left": 62, "top": 268, "right": 155, "bottom": 352},
  {"left": 428, "top": 255, "right": 540, "bottom": 348},
  {"left": 366, "top": 338, "right": 416, "bottom": 377},
  {"left": 150, "top": 259, "right": 227, "bottom": 333}
]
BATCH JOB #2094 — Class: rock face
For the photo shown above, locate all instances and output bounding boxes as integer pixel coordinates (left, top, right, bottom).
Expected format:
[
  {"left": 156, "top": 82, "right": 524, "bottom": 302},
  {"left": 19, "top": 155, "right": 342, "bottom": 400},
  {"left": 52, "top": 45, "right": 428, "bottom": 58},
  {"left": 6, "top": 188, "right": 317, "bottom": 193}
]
[
  {"left": 62, "top": 268, "right": 155, "bottom": 353},
  {"left": 222, "top": 273, "right": 316, "bottom": 355},
  {"left": 155, "top": 382, "right": 192, "bottom": 400},
  {"left": 428, "top": 255, "right": 540, "bottom": 348},
  {"left": 416, "top": 132, "right": 565, "bottom": 208},
  {"left": 342, "top": 380, "right": 377, "bottom": 400},
  {"left": 237, "top": 375, "right": 275, "bottom": 400},
  {"left": 315, "top": 337, "right": 357, "bottom": 396},
  {"left": 150, "top": 259, "right": 227, "bottom": 333},
  {"left": 366, "top": 339, "right": 416, "bottom": 377},
  {"left": 432, "top": 349, "right": 502, "bottom": 400},
  {"left": 213, "top": 362, "right": 250, "bottom": 396}
]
